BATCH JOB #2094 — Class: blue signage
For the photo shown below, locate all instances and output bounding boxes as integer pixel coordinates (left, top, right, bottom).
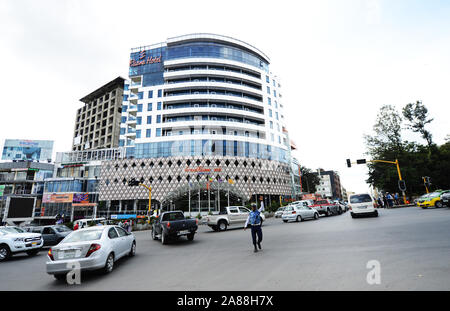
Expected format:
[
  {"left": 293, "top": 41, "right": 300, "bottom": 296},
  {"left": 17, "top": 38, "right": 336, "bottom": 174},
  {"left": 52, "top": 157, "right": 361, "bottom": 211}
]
[{"left": 111, "top": 214, "right": 137, "bottom": 220}]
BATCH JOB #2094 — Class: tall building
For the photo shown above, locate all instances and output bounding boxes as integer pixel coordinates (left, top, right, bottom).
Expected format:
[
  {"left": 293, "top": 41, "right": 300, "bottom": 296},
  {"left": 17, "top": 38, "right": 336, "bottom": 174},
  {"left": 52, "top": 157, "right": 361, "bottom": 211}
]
[
  {"left": 315, "top": 169, "right": 342, "bottom": 200},
  {"left": 99, "top": 34, "right": 298, "bottom": 213},
  {"left": 72, "top": 77, "right": 125, "bottom": 151}
]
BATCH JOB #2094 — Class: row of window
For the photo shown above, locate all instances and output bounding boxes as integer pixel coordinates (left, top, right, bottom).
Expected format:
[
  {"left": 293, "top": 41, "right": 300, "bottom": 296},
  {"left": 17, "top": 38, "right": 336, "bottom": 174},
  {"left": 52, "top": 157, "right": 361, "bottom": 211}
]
[{"left": 122, "top": 140, "right": 289, "bottom": 163}]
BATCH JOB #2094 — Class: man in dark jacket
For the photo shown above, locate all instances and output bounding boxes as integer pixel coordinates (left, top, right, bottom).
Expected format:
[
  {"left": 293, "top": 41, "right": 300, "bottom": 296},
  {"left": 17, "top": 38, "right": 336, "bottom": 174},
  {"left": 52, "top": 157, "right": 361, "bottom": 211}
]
[{"left": 244, "top": 201, "right": 264, "bottom": 253}]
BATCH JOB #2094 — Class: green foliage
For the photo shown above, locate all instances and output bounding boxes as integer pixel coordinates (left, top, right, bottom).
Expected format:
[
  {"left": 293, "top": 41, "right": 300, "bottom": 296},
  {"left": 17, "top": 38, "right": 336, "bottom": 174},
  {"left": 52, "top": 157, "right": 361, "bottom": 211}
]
[
  {"left": 299, "top": 166, "right": 321, "bottom": 193},
  {"left": 365, "top": 102, "right": 449, "bottom": 196}
]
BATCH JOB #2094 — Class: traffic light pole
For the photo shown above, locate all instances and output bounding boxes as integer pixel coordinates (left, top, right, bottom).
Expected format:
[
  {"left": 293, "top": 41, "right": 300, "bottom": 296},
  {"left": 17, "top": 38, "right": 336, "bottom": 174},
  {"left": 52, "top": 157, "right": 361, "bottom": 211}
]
[
  {"left": 139, "top": 183, "right": 153, "bottom": 218},
  {"left": 368, "top": 159, "right": 407, "bottom": 205}
]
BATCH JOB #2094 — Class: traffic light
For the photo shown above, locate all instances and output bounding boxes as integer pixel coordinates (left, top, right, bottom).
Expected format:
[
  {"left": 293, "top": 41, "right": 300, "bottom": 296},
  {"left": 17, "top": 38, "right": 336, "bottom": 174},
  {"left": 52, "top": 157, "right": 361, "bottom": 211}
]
[
  {"left": 356, "top": 159, "right": 367, "bottom": 164},
  {"left": 398, "top": 180, "right": 407, "bottom": 192},
  {"left": 346, "top": 159, "right": 351, "bottom": 168}
]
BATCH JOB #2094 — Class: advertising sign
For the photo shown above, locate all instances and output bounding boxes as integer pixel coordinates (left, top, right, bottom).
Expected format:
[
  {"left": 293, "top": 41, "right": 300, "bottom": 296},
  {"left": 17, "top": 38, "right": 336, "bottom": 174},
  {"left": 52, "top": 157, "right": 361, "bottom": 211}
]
[
  {"left": 2, "top": 139, "right": 54, "bottom": 161},
  {"left": 111, "top": 214, "right": 137, "bottom": 220},
  {"left": 42, "top": 193, "right": 73, "bottom": 203},
  {"left": 73, "top": 193, "right": 89, "bottom": 203}
]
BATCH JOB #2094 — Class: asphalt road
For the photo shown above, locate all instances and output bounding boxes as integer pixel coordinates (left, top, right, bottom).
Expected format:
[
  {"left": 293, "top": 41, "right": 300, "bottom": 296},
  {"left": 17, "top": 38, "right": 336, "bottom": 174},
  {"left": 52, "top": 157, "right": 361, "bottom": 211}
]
[{"left": 1, "top": 206, "right": 450, "bottom": 290}]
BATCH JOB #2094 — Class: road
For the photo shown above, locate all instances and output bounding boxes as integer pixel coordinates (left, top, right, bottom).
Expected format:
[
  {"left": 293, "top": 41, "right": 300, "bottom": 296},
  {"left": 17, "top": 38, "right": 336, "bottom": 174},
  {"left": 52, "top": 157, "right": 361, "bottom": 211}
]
[{"left": 1, "top": 206, "right": 450, "bottom": 290}]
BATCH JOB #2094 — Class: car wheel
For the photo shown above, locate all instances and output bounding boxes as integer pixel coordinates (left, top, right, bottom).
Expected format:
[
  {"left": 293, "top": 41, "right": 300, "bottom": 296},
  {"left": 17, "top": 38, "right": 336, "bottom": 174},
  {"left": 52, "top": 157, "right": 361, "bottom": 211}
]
[
  {"left": 326, "top": 209, "right": 331, "bottom": 216},
  {"left": 53, "top": 273, "right": 66, "bottom": 281},
  {"left": 351, "top": 212, "right": 355, "bottom": 218},
  {"left": 218, "top": 220, "right": 228, "bottom": 231},
  {"left": 314, "top": 213, "right": 319, "bottom": 220},
  {"left": 129, "top": 241, "right": 136, "bottom": 257},
  {"left": 435, "top": 201, "right": 443, "bottom": 208},
  {"left": 296, "top": 215, "right": 302, "bottom": 222},
  {"left": 211, "top": 225, "right": 219, "bottom": 232},
  {"left": 151, "top": 228, "right": 158, "bottom": 240},
  {"left": 374, "top": 211, "right": 379, "bottom": 217},
  {"left": 282, "top": 219, "right": 288, "bottom": 223},
  {"left": 0, "top": 244, "right": 11, "bottom": 262},
  {"left": 26, "top": 249, "right": 39, "bottom": 257},
  {"left": 338, "top": 208, "right": 342, "bottom": 215},
  {"left": 103, "top": 253, "right": 114, "bottom": 274},
  {"left": 187, "top": 233, "right": 195, "bottom": 241},
  {"left": 161, "top": 233, "right": 168, "bottom": 245}
]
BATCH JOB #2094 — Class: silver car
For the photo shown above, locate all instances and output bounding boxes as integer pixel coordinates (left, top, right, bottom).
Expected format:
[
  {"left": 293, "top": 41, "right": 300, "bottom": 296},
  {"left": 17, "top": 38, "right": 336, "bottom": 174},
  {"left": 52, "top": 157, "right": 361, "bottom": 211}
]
[
  {"left": 282, "top": 204, "right": 320, "bottom": 222},
  {"left": 46, "top": 225, "right": 136, "bottom": 280},
  {"left": 274, "top": 207, "right": 286, "bottom": 218}
]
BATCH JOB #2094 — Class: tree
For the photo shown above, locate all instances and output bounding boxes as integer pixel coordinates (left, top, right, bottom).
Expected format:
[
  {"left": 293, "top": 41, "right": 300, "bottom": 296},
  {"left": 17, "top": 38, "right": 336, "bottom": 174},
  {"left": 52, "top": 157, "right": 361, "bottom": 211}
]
[
  {"left": 299, "top": 166, "right": 320, "bottom": 193},
  {"left": 402, "top": 101, "right": 434, "bottom": 149},
  {"left": 364, "top": 105, "right": 404, "bottom": 157}
]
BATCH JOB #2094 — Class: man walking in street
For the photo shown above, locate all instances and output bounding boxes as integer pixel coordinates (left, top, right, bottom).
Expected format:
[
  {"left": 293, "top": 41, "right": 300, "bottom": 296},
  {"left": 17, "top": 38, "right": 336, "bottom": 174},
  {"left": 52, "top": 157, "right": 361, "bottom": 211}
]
[{"left": 244, "top": 200, "right": 264, "bottom": 253}]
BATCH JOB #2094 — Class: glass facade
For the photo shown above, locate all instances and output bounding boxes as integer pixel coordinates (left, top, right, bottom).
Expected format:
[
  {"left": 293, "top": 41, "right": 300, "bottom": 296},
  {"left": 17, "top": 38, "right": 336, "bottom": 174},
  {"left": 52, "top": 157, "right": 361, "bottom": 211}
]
[{"left": 132, "top": 140, "right": 288, "bottom": 163}]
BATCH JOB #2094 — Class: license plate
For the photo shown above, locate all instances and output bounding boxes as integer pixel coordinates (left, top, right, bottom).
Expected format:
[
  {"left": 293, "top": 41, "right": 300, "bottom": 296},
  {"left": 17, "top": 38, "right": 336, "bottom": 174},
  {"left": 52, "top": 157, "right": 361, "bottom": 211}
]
[
  {"left": 32, "top": 242, "right": 38, "bottom": 246},
  {"left": 358, "top": 206, "right": 367, "bottom": 209},
  {"left": 59, "top": 250, "right": 75, "bottom": 259},
  {"left": 179, "top": 230, "right": 190, "bottom": 235}
]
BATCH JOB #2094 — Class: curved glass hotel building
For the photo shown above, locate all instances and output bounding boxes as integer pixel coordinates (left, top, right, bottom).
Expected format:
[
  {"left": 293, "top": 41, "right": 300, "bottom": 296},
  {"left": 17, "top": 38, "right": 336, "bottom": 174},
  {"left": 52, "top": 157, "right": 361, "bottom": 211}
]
[{"left": 99, "top": 34, "right": 299, "bottom": 212}]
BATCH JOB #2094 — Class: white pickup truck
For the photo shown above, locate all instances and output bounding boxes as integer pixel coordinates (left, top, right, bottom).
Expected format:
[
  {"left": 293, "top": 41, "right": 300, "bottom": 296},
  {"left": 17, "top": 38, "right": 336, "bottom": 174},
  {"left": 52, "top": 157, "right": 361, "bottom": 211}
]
[{"left": 206, "top": 206, "right": 265, "bottom": 231}]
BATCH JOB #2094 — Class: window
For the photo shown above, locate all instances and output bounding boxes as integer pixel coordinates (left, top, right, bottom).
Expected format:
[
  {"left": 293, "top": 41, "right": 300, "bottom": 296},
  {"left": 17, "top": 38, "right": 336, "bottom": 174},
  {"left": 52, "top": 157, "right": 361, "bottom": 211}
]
[
  {"left": 146, "top": 129, "right": 151, "bottom": 137},
  {"left": 229, "top": 207, "right": 239, "bottom": 214},
  {"left": 119, "top": 139, "right": 124, "bottom": 146},
  {"left": 269, "top": 109, "right": 273, "bottom": 118},
  {"left": 270, "top": 121, "right": 273, "bottom": 129},
  {"left": 120, "top": 128, "right": 125, "bottom": 135},
  {"left": 148, "top": 90, "right": 153, "bottom": 98},
  {"left": 278, "top": 136, "right": 281, "bottom": 143},
  {"left": 266, "top": 75, "right": 270, "bottom": 83},
  {"left": 121, "top": 116, "right": 126, "bottom": 123},
  {"left": 123, "top": 94, "right": 128, "bottom": 101},
  {"left": 273, "top": 90, "right": 277, "bottom": 97},
  {"left": 267, "top": 86, "right": 270, "bottom": 94},
  {"left": 108, "top": 228, "right": 119, "bottom": 239},
  {"left": 271, "top": 133, "right": 274, "bottom": 141},
  {"left": 147, "top": 103, "right": 152, "bottom": 111},
  {"left": 156, "top": 128, "right": 161, "bottom": 137},
  {"left": 273, "top": 79, "right": 276, "bottom": 87},
  {"left": 147, "top": 116, "right": 152, "bottom": 124},
  {"left": 124, "top": 84, "right": 129, "bottom": 91},
  {"left": 277, "top": 123, "right": 280, "bottom": 132},
  {"left": 137, "top": 117, "right": 142, "bottom": 125},
  {"left": 275, "top": 112, "right": 279, "bottom": 120},
  {"left": 157, "top": 102, "right": 162, "bottom": 110},
  {"left": 156, "top": 115, "right": 161, "bottom": 123},
  {"left": 136, "top": 129, "right": 141, "bottom": 138},
  {"left": 157, "top": 89, "right": 162, "bottom": 97},
  {"left": 268, "top": 98, "right": 271, "bottom": 106},
  {"left": 138, "top": 92, "right": 143, "bottom": 99},
  {"left": 42, "top": 227, "right": 55, "bottom": 235},
  {"left": 116, "top": 227, "right": 128, "bottom": 237},
  {"left": 275, "top": 101, "right": 278, "bottom": 108},
  {"left": 122, "top": 105, "right": 128, "bottom": 112},
  {"left": 137, "top": 104, "right": 143, "bottom": 112}
]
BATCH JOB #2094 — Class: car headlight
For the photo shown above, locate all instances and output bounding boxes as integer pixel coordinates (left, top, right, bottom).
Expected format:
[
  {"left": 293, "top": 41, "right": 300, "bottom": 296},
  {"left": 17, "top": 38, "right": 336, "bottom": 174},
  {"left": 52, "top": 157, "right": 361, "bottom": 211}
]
[{"left": 14, "top": 238, "right": 25, "bottom": 242}]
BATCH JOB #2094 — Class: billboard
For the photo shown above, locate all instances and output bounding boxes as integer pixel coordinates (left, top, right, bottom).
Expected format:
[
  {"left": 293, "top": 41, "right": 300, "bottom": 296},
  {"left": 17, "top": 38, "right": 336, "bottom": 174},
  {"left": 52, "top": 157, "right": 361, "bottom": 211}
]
[
  {"left": 6, "top": 197, "right": 35, "bottom": 219},
  {"left": 42, "top": 193, "right": 73, "bottom": 203},
  {"left": 2, "top": 139, "right": 54, "bottom": 161}
]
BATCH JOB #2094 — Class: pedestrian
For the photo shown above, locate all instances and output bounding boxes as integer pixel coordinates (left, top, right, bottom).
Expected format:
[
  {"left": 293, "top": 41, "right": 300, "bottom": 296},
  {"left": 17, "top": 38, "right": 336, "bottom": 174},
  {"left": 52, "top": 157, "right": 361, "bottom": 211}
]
[
  {"left": 377, "top": 197, "right": 384, "bottom": 208},
  {"left": 73, "top": 222, "right": 79, "bottom": 231},
  {"left": 387, "top": 193, "right": 394, "bottom": 208},
  {"left": 383, "top": 194, "right": 389, "bottom": 208},
  {"left": 394, "top": 193, "right": 399, "bottom": 205},
  {"left": 244, "top": 200, "right": 265, "bottom": 253}
]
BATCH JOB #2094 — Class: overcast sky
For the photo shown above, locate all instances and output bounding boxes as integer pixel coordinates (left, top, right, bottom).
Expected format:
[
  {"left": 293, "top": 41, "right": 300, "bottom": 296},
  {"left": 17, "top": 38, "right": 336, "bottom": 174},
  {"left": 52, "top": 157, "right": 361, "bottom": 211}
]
[{"left": 1, "top": 0, "right": 449, "bottom": 193}]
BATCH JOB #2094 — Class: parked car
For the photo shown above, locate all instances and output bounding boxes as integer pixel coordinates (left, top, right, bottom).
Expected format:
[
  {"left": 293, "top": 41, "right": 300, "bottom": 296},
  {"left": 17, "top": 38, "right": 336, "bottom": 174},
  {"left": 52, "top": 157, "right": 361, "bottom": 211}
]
[
  {"left": 310, "top": 199, "right": 341, "bottom": 216},
  {"left": 441, "top": 192, "right": 450, "bottom": 207},
  {"left": 334, "top": 200, "right": 348, "bottom": 213},
  {"left": 281, "top": 205, "right": 319, "bottom": 222},
  {"left": 274, "top": 207, "right": 286, "bottom": 218},
  {"left": 416, "top": 190, "right": 450, "bottom": 208},
  {"left": 0, "top": 226, "right": 43, "bottom": 262},
  {"left": 74, "top": 218, "right": 106, "bottom": 229},
  {"left": 151, "top": 211, "right": 198, "bottom": 244},
  {"left": 348, "top": 193, "right": 378, "bottom": 218},
  {"left": 46, "top": 225, "right": 136, "bottom": 280},
  {"left": 206, "top": 206, "right": 266, "bottom": 231},
  {"left": 25, "top": 225, "right": 72, "bottom": 247}
]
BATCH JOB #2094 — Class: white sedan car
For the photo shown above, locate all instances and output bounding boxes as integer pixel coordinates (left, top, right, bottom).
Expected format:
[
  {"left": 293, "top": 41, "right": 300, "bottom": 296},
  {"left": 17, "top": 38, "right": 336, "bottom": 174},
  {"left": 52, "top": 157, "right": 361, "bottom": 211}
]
[
  {"left": 46, "top": 225, "right": 136, "bottom": 280},
  {"left": 0, "top": 226, "right": 43, "bottom": 262},
  {"left": 282, "top": 205, "right": 320, "bottom": 222}
]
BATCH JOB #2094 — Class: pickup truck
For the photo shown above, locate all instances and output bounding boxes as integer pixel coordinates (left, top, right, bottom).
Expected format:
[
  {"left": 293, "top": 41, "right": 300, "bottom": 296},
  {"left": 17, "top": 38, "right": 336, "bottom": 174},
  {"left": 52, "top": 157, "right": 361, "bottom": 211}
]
[
  {"left": 206, "top": 206, "right": 266, "bottom": 231},
  {"left": 310, "top": 199, "right": 341, "bottom": 216},
  {"left": 151, "top": 211, "right": 198, "bottom": 244}
]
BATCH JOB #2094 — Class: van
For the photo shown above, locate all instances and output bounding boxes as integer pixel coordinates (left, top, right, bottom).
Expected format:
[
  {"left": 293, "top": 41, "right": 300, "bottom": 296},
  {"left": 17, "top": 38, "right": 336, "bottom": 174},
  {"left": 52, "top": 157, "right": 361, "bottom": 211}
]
[{"left": 348, "top": 194, "right": 378, "bottom": 218}]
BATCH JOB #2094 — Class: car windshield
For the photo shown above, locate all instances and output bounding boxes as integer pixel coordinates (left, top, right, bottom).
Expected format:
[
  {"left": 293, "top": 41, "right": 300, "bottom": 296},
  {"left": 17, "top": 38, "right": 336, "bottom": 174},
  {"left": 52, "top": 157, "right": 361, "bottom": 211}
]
[
  {"left": 62, "top": 229, "right": 103, "bottom": 243},
  {"left": 54, "top": 226, "right": 71, "bottom": 233},
  {"left": 426, "top": 192, "right": 441, "bottom": 198},
  {"left": 162, "top": 212, "right": 185, "bottom": 221},
  {"left": 1, "top": 227, "right": 25, "bottom": 233},
  {"left": 350, "top": 194, "right": 372, "bottom": 203}
]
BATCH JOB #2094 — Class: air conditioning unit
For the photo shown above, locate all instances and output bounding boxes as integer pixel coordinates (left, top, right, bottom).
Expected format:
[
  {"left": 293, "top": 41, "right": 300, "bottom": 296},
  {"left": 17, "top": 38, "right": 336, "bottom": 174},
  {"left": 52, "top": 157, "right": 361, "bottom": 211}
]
[
  {"left": 194, "top": 104, "right": 199, "bottom": 107},
  {"left": 211, "top": 104, "right": 217, "bottom": 107},
  {"left": 210, "top": 91, "right": 216, "bottom": 95},
  {"left": 168, "top": 106, "right": 173, "bottom": 109},
  {"left": 194, "top": 91, "right": 199, "bottom": 94},
  {"left": 211, "top": 117, "right": 217, "bottom": 121},
  {"left": 210, "top": 79, "right": 216, "bottom": 82}
]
